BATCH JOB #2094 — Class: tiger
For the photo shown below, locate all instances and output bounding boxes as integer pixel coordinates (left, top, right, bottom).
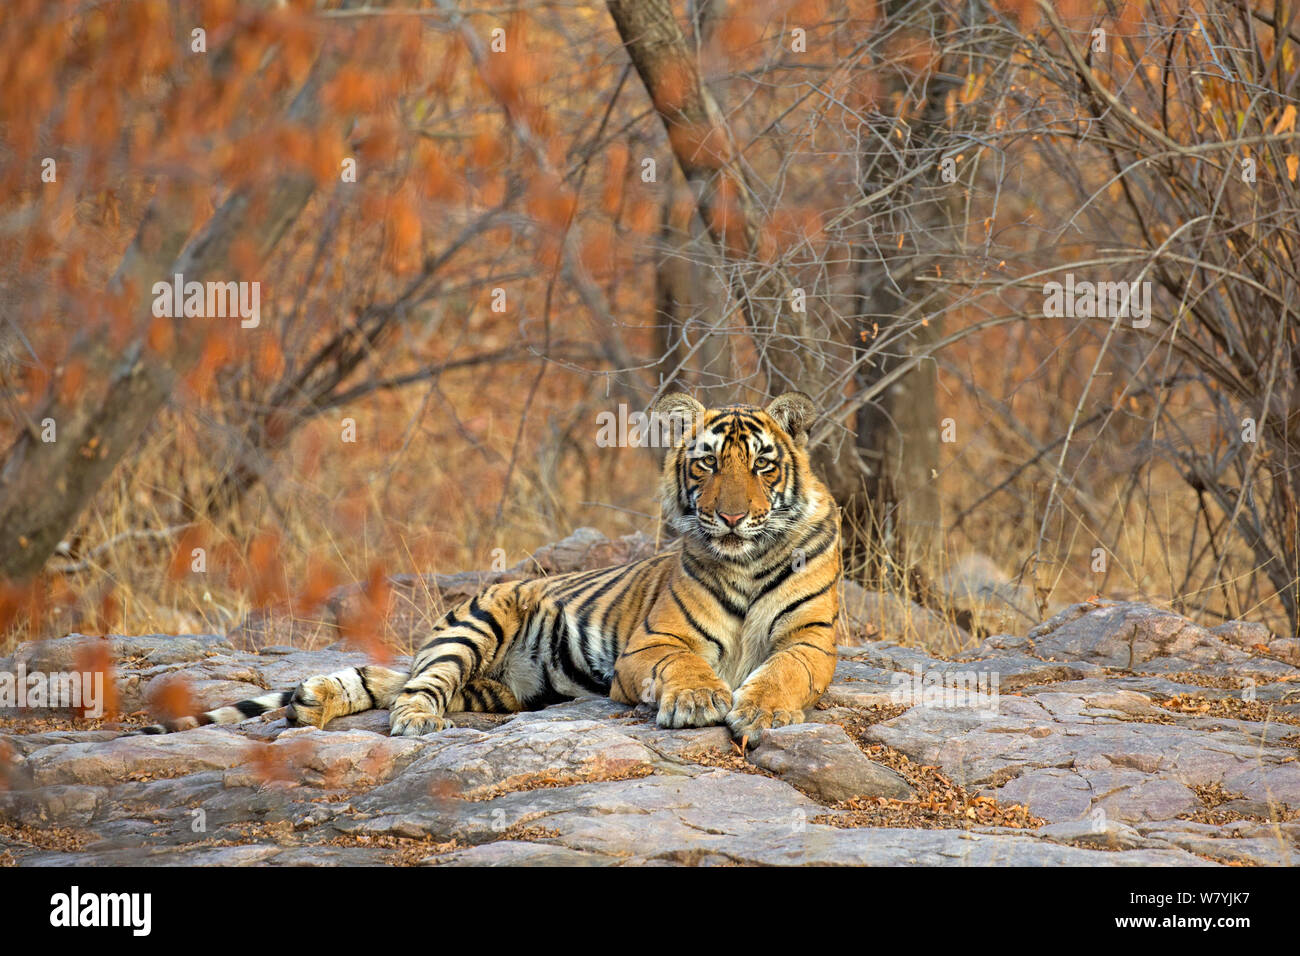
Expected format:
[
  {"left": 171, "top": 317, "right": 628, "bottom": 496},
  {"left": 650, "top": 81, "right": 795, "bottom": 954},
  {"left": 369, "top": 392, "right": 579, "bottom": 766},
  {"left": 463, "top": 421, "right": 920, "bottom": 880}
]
[{"left": 139, "top": 391, "right": 841, "bottom": 745}]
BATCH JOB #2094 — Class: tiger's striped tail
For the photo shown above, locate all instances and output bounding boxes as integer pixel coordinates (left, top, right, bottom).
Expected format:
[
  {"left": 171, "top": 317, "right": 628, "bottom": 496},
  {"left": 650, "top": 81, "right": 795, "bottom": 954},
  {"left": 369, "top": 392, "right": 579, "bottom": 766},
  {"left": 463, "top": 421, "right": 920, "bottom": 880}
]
[
  {"left": 127, "top": 666, "right": 405, "bottom": 736},
  {"left": 131, "top": 689, "right": 297, "bottom": 735}
]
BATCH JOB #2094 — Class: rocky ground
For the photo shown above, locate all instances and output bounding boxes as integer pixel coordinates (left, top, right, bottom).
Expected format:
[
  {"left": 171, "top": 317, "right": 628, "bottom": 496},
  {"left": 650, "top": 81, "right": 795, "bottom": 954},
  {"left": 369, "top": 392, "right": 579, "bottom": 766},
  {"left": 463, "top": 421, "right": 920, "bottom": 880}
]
[{"left": 2, "top": 530, "right": 1299, "bottom": 866}]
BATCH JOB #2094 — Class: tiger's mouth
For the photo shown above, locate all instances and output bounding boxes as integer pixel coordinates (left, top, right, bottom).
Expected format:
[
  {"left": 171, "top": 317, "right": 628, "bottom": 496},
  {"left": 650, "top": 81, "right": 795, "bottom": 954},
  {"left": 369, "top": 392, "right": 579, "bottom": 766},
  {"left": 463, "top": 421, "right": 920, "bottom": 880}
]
[
  {"left": 672, "top": 511, "right": 770, "bottom": 557},
  {"left": 707, "top": 527, "right": 759, "bottom": 557},
  {"left": 709, "top": 540, "right": 748, "bottom": 562},
  {"left": 697, "top": 510, "right": 775, "bottom": 547}
]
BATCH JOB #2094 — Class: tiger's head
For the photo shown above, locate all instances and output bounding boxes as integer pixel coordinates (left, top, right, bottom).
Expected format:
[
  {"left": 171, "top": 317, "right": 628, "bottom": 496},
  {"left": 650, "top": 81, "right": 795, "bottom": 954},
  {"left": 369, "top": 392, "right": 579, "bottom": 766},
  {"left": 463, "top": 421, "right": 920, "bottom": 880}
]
[{"left": 654, "top": 391, "right": 822, "bottom": 562}]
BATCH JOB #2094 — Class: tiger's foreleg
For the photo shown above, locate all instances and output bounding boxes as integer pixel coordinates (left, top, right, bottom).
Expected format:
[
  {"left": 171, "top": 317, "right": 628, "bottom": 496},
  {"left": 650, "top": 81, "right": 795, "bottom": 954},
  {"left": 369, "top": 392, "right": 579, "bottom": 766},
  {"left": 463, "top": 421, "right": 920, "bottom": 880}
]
[
  {"left": 726, "top": 622, "right": 837, "bottom": 744},
  {"left": 389, "top": 584, "right": 519, "bottom": 736},
  {"left": 611, "top": 629, "right": 732, "bottom": 729}
]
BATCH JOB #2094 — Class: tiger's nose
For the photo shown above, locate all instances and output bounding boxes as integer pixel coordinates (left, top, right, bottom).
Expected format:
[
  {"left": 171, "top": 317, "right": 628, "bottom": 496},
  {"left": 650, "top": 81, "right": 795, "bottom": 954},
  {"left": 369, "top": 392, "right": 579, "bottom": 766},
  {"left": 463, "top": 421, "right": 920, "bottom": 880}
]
[{"left": 719, "top": 511, "right": 746, "bottom": 527}]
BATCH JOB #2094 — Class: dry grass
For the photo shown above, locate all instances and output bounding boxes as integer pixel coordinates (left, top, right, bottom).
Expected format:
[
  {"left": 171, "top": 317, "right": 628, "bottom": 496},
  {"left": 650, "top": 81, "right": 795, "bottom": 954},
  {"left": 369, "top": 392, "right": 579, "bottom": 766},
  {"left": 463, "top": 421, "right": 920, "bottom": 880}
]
[
  {"left": 0, "top": 713, "right": 150, "bottom": 733},
  {"left": 0, "top": 376, "right": 659, "bottom": 655},
  {"left": 1157, "top": 694, "right": 1300, "bottom": 729},
  {"left": 2, "top": 334, "right": 1294, "bottom": 658},
  {"left": 813, "top": 740, "right": 1042, "bottom": 831},
  {"left": 1, "top": 0, "right": 1297, "bottom": 662},
  {"left": 0, "top": 820, "right": 95, "bottom": 856},
  {"left": 1178, "top": 782, "right": 1300, "bottom": 827},
  {"left": 458, "top": 763, "right": 655, "bottom": 802},
  {"left": 165, "top": 820, "right": 561, "bottom": 866},
  {"left": 3, "top": 432, "right": 1289, "bottom": 663}
]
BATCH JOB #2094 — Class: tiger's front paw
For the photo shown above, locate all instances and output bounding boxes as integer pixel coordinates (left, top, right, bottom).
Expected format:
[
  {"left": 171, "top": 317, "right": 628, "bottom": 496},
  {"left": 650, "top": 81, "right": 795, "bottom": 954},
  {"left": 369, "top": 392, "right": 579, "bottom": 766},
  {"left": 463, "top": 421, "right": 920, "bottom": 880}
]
[
  {"left": 287, "top": 676, "right": 342, "bottom": 729},
  {"left": 725, "top": 702, "right": 802, "bottom": 747},
  {"left": 657, "top": 680, "right": 732, "bottom": 729}
]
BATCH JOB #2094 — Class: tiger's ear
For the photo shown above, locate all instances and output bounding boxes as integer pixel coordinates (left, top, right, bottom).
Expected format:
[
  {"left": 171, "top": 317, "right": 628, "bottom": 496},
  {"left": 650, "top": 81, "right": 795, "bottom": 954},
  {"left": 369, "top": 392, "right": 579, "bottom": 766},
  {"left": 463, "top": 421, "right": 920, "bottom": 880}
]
[
  {"left": 765, "top": 392, "right": 817, "bottom": 445},
  {"left": 651, "top": 392, "right": 705, "bottom": 447}
]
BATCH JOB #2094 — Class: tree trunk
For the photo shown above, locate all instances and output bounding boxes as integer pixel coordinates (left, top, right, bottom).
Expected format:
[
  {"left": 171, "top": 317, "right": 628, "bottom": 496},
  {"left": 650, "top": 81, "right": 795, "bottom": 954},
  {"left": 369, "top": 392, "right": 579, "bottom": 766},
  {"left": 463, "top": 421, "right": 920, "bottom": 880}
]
[
  {"left": 609, "top": 0, "right": 951, "bottom": 580},
  {"left": 606, "top": 0, "right": 813, "bottom": 396},
  {"left": 829, "top": 0, "right": 961, "bottom": 580},
  {"left": 653, "top": 155, "right": 732, "bottom": 404}
]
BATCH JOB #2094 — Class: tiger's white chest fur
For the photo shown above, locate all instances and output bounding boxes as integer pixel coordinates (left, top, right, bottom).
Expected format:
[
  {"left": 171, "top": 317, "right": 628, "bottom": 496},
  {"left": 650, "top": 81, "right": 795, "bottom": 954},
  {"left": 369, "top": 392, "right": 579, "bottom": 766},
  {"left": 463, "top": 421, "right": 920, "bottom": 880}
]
[{"left": 716, "top": 589, "right": 794, "bottom": 688}]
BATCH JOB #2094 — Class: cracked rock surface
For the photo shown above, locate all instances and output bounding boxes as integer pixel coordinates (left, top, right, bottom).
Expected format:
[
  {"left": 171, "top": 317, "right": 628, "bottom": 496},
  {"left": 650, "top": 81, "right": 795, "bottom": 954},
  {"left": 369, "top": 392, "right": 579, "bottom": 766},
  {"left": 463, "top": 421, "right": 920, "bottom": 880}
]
[{"left": 3, "top": 550, "right": 1298, "bottom": 866}]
